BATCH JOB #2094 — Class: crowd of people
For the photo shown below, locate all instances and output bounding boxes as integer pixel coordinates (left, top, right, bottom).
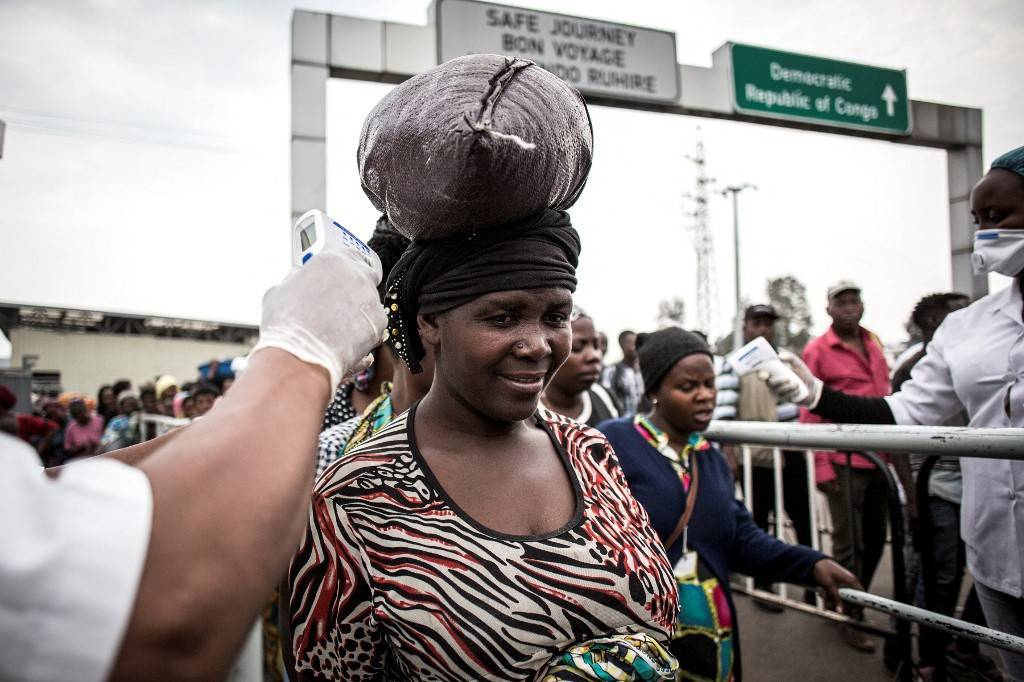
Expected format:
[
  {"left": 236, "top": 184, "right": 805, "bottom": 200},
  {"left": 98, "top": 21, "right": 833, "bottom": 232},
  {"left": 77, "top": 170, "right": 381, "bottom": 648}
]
[
  {"left": 1, "top": 235, "right": 1015, "bottom": 682},
  {"left": 0, "top": 367, "right": 231, "bottom": 467},
  {"left": 4, "top": 52, "right": 1022, "bottom": 682}
]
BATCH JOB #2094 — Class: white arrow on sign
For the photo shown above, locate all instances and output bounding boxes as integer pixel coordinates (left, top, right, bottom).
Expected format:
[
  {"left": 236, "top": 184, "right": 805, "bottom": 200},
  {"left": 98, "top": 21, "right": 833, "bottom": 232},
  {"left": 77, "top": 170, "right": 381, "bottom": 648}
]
[{"left": 881, "top": 84, "right": 898, "bottom": 117}]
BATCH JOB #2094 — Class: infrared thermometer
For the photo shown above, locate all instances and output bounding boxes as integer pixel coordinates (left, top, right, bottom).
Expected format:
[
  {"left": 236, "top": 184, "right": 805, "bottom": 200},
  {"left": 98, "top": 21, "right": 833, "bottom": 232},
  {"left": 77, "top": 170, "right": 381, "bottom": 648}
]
[
  {"left": 291, "top": 209, "right": 376, "bottom": 269},
  {"left": 726, "top": 336, "right": 809, "bottom": 403}
]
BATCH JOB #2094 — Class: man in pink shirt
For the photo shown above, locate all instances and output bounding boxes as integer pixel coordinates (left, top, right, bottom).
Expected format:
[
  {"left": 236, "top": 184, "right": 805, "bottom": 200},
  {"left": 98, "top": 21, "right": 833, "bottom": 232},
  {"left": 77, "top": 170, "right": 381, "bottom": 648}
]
[
  {"left": 800, "top": 281, "right": 890, "bottom": 652},
  {"left": 64, "top": 397, "right": 105, "bottom": 460}
]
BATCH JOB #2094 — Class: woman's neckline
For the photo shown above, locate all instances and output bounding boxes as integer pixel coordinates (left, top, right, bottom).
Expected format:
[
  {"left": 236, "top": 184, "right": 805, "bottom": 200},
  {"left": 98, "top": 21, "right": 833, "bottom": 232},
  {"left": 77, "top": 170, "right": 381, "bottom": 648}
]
[
  {"left": 540, "top": 390, "right": 592, "bottom": 423},
  {"left": 407, "top": 401, "right": 585, "bottom": 542}
]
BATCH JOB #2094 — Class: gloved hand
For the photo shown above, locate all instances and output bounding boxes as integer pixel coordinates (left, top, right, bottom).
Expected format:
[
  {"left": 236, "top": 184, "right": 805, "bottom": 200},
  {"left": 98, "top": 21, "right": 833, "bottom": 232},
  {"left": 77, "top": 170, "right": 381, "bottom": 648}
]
[
  {"left": 250, "top": 242, "right": 387, "bottom": 390},
  {"left": 760, "top": 350, "right": 823, "bottom": 409}
]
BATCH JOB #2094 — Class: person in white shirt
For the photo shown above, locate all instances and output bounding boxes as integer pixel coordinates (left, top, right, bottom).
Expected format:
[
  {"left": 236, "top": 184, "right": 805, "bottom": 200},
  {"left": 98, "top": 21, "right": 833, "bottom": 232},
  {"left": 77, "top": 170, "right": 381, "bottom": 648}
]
[
  {"left": 770, "top": 144, "right": 1024, "bottom": 680},
  {"left": 0, "top": 236, "right": 387, "bottom": 682}
]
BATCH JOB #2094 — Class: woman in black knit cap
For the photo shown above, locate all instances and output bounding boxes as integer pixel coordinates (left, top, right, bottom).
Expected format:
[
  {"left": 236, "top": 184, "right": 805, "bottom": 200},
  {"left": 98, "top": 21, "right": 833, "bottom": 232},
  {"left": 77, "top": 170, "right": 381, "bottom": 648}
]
[
  {"left": 597, "top": 327, "right": 859, "bottom": 681},
  {"left": 286, "top": 55, "right": 678, "bottom": 680}
]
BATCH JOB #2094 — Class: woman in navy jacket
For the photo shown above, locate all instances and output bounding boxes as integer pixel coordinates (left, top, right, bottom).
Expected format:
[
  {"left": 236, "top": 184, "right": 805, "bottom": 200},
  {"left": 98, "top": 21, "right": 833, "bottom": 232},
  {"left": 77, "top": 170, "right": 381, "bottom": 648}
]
[{"left": 598, "top": 327, "right": 858, "bottom": 680}]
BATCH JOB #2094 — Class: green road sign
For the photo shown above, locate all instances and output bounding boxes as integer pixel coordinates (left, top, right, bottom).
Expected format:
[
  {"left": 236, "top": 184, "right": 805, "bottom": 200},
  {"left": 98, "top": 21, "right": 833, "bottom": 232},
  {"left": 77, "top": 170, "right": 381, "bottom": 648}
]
[{"left": 730, "top": 43, "right": 911, "bottom": 134}]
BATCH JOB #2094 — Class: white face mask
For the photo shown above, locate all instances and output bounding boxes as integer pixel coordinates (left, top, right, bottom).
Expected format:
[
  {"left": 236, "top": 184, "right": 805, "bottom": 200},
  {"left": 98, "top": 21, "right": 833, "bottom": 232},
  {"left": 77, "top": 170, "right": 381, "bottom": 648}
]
[{"left": 971, "top": 229, "right": 1024, "bottom": 276}]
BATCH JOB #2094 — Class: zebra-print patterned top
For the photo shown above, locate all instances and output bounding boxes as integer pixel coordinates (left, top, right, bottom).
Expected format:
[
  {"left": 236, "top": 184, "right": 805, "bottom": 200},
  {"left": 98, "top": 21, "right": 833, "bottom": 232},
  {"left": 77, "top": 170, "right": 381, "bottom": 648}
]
[{"left": 287, "top": 404, "right": 676, "bottom": 681}]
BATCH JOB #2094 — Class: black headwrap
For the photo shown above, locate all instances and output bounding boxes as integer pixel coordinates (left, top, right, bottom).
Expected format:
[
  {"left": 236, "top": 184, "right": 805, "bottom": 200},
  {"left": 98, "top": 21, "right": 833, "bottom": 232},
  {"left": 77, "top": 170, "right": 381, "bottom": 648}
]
[
  {"left": 384, "top": 209, "right": 581, "bottom": 373},
  {"left": 637, "top": 327, "right": 713, "bottom": 395},
  {"left": 366, "top": 215, "right": 412, "bottom": 302}
]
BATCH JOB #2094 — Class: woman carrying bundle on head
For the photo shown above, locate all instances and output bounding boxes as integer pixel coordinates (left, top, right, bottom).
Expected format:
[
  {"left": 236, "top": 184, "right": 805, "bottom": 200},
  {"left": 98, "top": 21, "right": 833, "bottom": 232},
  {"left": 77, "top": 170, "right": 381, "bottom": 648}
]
[{"left": 286, "top": 55, "right": 678, "bottom": 681}]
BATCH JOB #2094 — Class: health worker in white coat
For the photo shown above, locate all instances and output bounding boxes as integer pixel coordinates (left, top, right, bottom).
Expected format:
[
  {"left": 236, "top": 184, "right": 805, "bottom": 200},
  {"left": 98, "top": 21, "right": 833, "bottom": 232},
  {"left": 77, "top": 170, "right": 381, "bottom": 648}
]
[
  {"left": 772, "top": 144, "right": 1024, "bottom": 680},
  {"left": 0, "top": 236, "right": 388, "bottom": 682}
]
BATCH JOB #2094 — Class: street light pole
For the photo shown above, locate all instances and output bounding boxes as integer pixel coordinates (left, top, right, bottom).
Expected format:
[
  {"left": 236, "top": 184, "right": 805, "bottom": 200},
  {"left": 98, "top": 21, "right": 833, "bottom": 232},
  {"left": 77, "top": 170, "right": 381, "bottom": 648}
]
[{"left": 721, "top": 183, "right": 756, "bottom": 351}]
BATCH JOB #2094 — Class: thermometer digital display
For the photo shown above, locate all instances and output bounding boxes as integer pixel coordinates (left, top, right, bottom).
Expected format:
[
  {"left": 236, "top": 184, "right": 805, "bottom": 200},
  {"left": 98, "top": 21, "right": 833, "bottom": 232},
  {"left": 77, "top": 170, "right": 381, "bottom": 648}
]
[{"left": 291, "top": 209, "right": 375, "bottom": 269}]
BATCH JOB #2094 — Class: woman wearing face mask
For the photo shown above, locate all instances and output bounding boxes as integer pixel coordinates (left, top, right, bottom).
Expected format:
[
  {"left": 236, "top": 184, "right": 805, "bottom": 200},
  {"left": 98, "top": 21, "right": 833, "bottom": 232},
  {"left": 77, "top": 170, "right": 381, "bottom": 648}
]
[
  {"left": 771, "top": 145, "right": 1024, "bottom": 679},
  {"left": 598, "top": 328, "right": 860, "bottom": 681},
  {"left": 286, "top": 55, "right": 678, "bottom": 681},
  {"left": 541, "top": 308, "right": 621, "bottom": 427}
]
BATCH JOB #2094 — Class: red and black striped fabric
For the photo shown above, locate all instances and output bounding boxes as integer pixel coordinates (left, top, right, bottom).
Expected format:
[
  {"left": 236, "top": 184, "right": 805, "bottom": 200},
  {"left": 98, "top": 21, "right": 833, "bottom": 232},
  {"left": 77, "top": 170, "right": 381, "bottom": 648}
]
[{"left": 287, "top": 405, "right": 676, "bottom": 680}]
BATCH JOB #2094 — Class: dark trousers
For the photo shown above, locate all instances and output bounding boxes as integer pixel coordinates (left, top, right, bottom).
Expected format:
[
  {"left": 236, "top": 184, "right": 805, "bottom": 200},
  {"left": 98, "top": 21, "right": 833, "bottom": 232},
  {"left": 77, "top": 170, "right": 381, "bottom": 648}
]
[
  {"left": 975, "top": 583, "right": 1024, "bottom": 680},
  {"left": 910, "top": 497, "right": 966, "bottom": 666},
  {"left": 827, "top": 464, "right": 889, "bottom": 591},
  {"left": 751, "top": 451, "right": 813, "bottom": 590}
]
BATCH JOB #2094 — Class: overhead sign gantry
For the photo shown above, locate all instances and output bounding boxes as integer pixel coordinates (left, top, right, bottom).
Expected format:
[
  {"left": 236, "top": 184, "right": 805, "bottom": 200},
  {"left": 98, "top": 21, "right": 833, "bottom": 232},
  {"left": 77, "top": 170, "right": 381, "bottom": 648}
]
[
  {"left": 436, "top": 0, "right": 678, "bottom": 104},
  {"left": 291, "top": 1, "right": 985, "bottom": 298},
  {"left": 729, "top": 43, "right": 911, "bottom": 135}
]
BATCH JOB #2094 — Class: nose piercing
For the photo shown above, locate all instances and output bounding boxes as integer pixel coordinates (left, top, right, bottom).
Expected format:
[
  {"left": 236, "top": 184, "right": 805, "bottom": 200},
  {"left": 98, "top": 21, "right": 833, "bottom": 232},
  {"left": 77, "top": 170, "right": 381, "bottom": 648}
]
[{"left": 516, "top": 341, "right": 526, "bottom": 350}]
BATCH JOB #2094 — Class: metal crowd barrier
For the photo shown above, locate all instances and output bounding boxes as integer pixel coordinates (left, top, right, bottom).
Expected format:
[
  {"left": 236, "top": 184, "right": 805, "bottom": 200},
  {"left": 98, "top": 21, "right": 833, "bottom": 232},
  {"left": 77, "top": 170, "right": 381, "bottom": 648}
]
[
  {"left": 705, "top": 420, "right": 1024, "bottom": 680},
  {"left": 140, "top": 413, "right": 191, "bottom": 439},
  {"left": 839, "top": 589, "right": 1024, "bottom": 655}
]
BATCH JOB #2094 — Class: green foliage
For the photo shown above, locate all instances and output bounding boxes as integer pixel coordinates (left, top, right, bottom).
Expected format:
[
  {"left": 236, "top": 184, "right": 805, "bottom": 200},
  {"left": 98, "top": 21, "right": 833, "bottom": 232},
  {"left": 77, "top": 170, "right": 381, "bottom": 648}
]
[
  {"left": 766, "top": 275, "right": 813, "bottom": 353},
  {"left": 656, "top": 296, "right": 686, "bottom": 329}
]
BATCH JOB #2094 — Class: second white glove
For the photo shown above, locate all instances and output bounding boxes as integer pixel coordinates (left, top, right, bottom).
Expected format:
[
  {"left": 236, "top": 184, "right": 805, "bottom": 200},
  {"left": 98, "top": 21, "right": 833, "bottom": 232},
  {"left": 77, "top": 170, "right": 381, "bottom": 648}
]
[{"left": 762, "top": 350, "right": 823, "bottom": 409}]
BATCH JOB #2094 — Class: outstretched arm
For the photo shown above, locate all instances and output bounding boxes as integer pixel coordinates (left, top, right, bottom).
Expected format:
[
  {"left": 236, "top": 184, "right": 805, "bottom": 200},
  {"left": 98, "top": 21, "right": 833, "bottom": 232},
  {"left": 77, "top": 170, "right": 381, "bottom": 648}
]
[
  {"left": 111, "top": 243, "right": 387, "bottom": 681},
  {"left": 110, "top": 349, "right": 330, "bottom": 681}
]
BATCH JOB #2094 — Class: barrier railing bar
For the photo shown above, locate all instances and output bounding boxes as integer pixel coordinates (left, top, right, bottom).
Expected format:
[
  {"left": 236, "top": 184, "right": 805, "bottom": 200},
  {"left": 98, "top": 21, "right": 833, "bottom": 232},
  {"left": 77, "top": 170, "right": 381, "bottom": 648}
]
[
  {"left": 768, "top": 448, "right": 788, "bottom": 601},
  {"left": 804, "top": 449, "right": 825, "bottom": 609},
  {"left": 857, "top": 449, "right": 913, "bottom": 680},
  {"left": 731, "top": 582, "right": 897, "bottom": 637},
  {"left": 705, "top": 421, "right": 1024, "bottom": 458},
  {"left": 741, "top": 445, "right": 755, "bottom": 595},
  {"left": 839, "top": 588, "right": 1024, "bottom": 655}
]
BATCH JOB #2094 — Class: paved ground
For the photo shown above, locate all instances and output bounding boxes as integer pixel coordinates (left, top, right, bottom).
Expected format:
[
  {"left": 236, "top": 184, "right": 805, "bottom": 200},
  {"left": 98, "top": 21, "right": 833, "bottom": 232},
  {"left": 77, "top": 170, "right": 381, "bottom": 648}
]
[
  {"left": 732, "top": 545, "right": 1008, "bottom": 681},
  {"left": 734, "top": 590, "right": 895, "bottom": 681}
]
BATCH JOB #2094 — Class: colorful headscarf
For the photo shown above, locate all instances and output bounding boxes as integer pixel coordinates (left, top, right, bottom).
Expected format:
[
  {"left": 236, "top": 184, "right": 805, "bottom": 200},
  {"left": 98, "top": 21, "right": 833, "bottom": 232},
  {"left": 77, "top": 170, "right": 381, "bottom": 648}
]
[
  {"left": 57, "top": 391, "right": 95, "bottom": 411},
  {"left": 991, "top": 144, "right": 1024, "bottom": 181},
  {"left": 155, "top": 374, "right": 179, "bottom": 399}
]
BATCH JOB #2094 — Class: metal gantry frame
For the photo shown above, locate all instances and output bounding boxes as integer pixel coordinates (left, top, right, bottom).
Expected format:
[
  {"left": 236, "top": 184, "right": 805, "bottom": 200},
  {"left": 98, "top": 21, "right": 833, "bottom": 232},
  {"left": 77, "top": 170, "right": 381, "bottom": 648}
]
[{"left": 290, "top": 8, "right": 987, "bottom": 300}]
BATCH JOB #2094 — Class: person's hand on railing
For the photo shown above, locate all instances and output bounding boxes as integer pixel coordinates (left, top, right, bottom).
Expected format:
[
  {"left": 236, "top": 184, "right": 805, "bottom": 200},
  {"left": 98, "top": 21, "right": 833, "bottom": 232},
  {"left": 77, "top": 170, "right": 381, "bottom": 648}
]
[
  {"left": 761, "top": 350, "right": 823, "bottom": 409},
  {"left": 812, "top": 559, "right": 863, "bottom": 613}
]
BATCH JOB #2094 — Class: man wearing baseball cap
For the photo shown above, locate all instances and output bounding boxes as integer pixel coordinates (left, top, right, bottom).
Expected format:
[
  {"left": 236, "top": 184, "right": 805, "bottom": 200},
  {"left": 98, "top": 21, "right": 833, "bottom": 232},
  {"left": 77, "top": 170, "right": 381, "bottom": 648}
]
[{"left": 799, "top": 281, "right": 891, "bottom": 652}]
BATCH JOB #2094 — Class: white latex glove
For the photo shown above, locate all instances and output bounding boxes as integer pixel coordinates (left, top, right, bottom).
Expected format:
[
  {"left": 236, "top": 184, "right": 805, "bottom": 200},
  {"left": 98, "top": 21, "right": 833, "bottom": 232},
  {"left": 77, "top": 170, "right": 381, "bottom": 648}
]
[
  {"left": 250, "top": 244, "right": 387, "bottom": 391},
  {"left": 759, "top": 350, "right": 823, "bottom": 409}
]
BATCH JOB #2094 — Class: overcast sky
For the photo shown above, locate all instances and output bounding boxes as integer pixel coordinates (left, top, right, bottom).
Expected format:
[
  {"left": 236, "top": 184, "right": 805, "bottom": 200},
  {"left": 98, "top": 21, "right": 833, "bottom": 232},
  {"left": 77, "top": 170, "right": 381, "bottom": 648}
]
[{"left": 1, "top": 0, "right": 1022, "bottom": 361}]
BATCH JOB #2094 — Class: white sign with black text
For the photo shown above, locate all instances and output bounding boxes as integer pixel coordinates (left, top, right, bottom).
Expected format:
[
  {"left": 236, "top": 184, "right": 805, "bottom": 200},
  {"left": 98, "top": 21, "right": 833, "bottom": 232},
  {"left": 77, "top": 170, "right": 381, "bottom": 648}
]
[{"left": 436, "top": 0, "right": 679, "bottom": 104}]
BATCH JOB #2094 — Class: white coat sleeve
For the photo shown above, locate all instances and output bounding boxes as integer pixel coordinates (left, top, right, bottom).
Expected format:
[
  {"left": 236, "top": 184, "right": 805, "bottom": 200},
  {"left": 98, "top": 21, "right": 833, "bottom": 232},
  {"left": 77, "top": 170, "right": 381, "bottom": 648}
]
[
  {"left": 884, "top": 321, "right": 965, "bottom": 426},
  {"left": 0, "top": 433, "right": 152, "bottom": 682}
]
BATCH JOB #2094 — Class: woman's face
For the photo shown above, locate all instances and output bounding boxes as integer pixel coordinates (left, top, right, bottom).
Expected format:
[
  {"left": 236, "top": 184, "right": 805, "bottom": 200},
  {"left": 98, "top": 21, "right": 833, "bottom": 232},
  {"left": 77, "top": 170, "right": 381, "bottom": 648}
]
[
  {"left": 422, "top": 287, "right": 573, "bottom": 423},
  {"left": 100, "top": 387, "right": 116, "bottom": 410},
  {"left": 971, "top": 168, "right": 1024, "bottom": 232},
  {"left": 548, "top": 316, "right": 602, "bottom": 397},
  {"left": 651, "top": 353, "right": 717, "bottom": 434}
]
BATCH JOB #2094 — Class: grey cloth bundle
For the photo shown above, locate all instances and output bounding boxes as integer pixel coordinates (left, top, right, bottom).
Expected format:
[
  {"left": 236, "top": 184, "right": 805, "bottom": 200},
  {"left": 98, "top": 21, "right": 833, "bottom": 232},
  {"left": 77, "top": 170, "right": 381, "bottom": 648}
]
[{"left": 357, "top": 54, "right": 593, "bottom": 240}]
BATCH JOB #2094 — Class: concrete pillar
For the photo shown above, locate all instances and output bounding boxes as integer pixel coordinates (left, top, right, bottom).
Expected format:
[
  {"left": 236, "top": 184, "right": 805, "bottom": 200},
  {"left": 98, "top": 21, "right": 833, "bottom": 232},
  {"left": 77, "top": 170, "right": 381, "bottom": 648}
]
[
  {"left": 947, "top": 144, "right": 986, "bottom": 299},
  {"left": 291, "top": 12, "right": 329, "bottom": 223}
]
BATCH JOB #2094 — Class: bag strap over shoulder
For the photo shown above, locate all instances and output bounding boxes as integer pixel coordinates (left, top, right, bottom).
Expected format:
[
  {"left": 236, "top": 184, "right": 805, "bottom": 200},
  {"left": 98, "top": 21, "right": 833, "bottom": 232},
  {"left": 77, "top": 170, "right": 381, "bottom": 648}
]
[{"left": 665, "top": 454, "right": 699, "bottom": 550}]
